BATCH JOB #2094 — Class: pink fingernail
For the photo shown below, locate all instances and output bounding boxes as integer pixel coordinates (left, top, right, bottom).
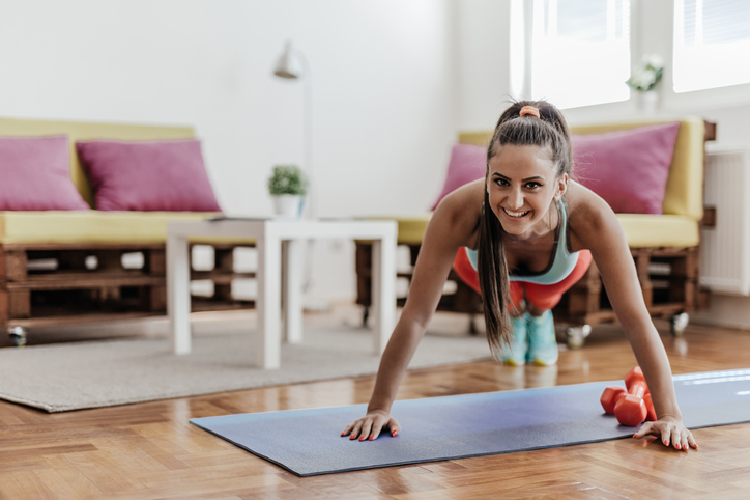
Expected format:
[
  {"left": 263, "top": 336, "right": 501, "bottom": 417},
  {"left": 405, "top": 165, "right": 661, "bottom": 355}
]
[
  {"left": 392, "top": 430, "right": 398, "bottom": 437},
  {"left": 349, "top": 435, "right": 355, "bottom": 440},
  {"left": 676, "top": 444, "right": 681, "bottom": 449},
  {"left": 369, "top": 436, "right": 374, "bottom": 441},
  {"left": 664, "top": 440, "right": 669, "bottom": 446},
  {"left": 359, "top": 436, "right": 365, "bottom": 441}
]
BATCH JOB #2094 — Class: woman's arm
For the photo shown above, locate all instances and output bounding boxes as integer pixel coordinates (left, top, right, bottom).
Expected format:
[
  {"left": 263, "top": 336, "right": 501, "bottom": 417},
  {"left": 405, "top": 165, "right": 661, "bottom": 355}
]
[
  {"left": 569, "top": 185, "right": 697, "bottom": 450},
  {"left": 342, "top": 181, "right": 484, "bottom": 441}
]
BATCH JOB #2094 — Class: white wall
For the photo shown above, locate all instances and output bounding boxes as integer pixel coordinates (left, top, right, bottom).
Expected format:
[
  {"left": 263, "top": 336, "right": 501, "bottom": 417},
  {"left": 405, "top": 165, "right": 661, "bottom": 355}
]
[
  {"left": 454, "top": 0, "right": 512, "bottom": 131},
  {"left": 0, "top": 0, "right": 458, "bottom": 302}
]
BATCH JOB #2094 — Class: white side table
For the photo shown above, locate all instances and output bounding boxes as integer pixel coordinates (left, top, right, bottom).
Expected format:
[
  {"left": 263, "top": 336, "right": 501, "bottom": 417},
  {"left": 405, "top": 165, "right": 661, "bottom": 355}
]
[{"left": 166, "top": 218, "right": 398, "bottom": 369}]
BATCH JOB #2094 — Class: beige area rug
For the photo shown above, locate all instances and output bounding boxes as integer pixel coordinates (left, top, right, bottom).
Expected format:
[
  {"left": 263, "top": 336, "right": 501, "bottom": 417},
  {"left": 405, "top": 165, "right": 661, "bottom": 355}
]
[{"left": 0, "top": 317, "right": 492, "bottom": 413}]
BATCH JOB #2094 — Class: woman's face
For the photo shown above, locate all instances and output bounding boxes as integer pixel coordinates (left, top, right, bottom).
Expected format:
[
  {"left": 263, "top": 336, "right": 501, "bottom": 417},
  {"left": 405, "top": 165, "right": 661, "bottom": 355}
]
[{"left": 486, "top": 144, "right": 568, "bottom": 237}]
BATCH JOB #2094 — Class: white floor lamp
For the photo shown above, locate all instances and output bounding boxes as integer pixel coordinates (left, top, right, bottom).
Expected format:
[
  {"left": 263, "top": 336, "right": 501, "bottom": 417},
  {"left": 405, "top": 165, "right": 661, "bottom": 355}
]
[
  {"left": 273, "top": 40, "right": 315, "bottom": 220},
  {"left": 273, "top": 41, "right": 328, "bottom": 311}
]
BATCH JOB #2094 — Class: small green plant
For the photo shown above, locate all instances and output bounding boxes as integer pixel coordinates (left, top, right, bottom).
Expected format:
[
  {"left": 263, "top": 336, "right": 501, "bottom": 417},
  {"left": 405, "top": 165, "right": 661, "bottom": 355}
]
[{"left": 267, "top": 165, "right": 308, "bottom": 196}]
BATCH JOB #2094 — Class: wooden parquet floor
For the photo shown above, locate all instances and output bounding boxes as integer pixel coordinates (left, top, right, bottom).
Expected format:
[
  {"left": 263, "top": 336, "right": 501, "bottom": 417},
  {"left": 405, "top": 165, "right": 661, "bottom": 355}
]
[{"left": 1, "top": 313, "right": 749, "bottom": 499}]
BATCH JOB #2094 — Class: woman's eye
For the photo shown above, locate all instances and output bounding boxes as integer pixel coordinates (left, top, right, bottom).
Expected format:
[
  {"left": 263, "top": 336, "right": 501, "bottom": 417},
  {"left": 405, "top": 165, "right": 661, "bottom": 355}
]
[
  {"left": 525, "top": 182, "right": 542, "bottom": 189},
  {"left": 495, "top": 178, "right": 509, "bottom": 186}
]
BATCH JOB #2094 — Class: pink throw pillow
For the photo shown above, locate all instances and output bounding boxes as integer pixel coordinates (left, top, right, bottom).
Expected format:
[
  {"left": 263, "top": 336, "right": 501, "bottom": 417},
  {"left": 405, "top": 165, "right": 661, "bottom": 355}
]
[
  {"left": 431, "top": 143, "right": 487, "bottom": 210},
  {"left": 77, "top": 139, "right": 222, "bottom": 212},
  {"left": 0, "top": 135, "right": 90, "bottom": 211},
  {"left": 572, "top": 122, "right": 681, "bottom": 215}
]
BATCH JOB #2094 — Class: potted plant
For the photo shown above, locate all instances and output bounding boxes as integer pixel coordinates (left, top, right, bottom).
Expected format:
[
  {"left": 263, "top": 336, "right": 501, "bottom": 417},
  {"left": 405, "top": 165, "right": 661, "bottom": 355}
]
[
  {"left": 626, "top": 54, "right": 664, "bottom": 113},
  {"left": 267, "top": 164, "right": 308, "bottom": 218}
]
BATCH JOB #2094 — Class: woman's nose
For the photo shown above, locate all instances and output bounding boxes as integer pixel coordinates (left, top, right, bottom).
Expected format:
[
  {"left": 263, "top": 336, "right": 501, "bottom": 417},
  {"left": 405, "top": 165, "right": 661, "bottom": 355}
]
[{"left": 508, "top": 188, "right": 524, "bottom": 209}]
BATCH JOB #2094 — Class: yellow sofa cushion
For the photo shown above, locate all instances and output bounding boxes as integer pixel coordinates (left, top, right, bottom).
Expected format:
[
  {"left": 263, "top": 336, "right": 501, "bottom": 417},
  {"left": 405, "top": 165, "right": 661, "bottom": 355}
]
[
  {"left": 458, "top": 117, "right": 705, "bottom": 221},
  {"left": 0, "top": 117, "right": 195, "bottom": 208},
  {"left": 616, "top": 214, "right": 698, "bottom": 248},
  {"left": 0, "top": 212, "right": 255, "bottom": 245}
]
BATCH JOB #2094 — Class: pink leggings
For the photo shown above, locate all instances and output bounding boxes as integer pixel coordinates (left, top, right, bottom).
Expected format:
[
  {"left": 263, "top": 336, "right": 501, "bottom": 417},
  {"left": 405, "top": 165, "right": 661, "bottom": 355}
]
[{"left": 452, "top": 247, "right": 592, "bottom": 310}]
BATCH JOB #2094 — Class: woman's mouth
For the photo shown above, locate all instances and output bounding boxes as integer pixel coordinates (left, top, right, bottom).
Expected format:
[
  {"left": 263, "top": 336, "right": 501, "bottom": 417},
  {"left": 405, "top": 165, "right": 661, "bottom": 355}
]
[{"left": 502, "top": 207, "right": 530, "bottom": 219}]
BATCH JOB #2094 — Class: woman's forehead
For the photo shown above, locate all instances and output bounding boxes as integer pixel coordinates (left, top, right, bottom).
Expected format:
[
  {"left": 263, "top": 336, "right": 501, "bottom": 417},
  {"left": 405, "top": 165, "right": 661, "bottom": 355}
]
[{"left": 489, "top": 144, "right": 556, "bottom": 173}]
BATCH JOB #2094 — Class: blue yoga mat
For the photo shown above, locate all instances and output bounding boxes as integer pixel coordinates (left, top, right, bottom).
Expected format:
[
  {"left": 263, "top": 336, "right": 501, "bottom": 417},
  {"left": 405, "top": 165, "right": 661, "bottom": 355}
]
[{"left": 191, "top": 369, "right": 750, "bottom": 476}]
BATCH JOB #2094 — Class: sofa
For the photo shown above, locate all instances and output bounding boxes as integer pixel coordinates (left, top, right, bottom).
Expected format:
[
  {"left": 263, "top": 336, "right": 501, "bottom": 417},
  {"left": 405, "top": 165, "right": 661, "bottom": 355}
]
[
  {"left": 355, "top": 117, "right": 717, "bottom": 347},
  {"left": 0, "top": 116, "right": 254, "bottom": 345}
]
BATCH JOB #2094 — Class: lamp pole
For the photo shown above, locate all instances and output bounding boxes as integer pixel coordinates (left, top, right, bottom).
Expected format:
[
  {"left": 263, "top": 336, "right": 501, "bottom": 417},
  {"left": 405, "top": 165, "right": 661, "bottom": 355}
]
[
  {"left": 273, "top": 41, "right": 327, "bottom": 311},
  {"left": 273, "top": 40, "right": 315, "bottom": 220}
]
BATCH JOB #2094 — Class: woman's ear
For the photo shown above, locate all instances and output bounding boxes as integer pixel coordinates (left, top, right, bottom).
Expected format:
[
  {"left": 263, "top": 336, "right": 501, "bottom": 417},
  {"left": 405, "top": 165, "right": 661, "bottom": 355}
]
[{"left": 554, "top": 173, "right": 569, "bottom": 201}]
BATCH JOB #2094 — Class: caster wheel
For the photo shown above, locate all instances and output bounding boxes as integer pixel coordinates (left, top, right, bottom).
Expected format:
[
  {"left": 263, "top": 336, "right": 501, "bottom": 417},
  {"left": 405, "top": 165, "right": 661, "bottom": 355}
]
[
  {"left": 566, "top": 325, "right": 591, "bottom": 350},
  {"left": 8, "top": 326, "right": 27, "bottom": 347},
  {"left": 468, "top": 315, "right": 480, "bottom": 336},
  {"left": 670, "top": 312, "right": 689, "bottom": 337},
  {"left": 362, "top": 307, "right": 370, "bottom": 328}
]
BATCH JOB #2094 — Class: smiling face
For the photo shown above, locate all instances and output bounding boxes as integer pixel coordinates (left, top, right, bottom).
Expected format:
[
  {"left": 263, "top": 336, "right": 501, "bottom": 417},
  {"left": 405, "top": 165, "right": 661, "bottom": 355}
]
[{"left": 486, "top": 144, "right": 568, "bottom": 238}]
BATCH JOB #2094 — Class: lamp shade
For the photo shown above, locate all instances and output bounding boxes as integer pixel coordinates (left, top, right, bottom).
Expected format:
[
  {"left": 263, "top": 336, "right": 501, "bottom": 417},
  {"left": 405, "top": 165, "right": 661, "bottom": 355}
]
[{"left": 274, "top": 40, "right": 303, "bottom": 79}]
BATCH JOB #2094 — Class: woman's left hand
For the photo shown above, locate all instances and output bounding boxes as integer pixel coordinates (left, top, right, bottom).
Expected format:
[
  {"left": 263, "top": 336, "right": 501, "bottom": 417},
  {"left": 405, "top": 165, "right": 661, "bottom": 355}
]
[{"left": 632, "top": 416, "right": 697, "bottom": 451}]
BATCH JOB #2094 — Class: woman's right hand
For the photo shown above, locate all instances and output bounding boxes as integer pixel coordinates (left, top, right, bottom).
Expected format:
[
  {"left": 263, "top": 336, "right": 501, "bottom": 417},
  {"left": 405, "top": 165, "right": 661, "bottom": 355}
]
[{"left": 341, "top": 410, "right": 401, "bottom": 441}]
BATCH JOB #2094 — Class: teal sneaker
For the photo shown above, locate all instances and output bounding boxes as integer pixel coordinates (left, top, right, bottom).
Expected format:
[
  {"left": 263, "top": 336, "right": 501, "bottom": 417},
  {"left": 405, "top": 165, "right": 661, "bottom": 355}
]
[
  {"left": 526, "top": 310, "right": 558, "bottom": 366},
  {"left": 499, "top": 313, "right": 528, "bottom": 365}
]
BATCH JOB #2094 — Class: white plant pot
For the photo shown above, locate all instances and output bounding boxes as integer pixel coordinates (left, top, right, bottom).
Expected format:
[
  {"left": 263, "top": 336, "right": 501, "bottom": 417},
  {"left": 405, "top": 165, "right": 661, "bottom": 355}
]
[
  {"left": 272, "top": 195, "right": 304, "bottom": 218},
  {"left": 639, "top": 90, "right": 659, "bottom": 115}
]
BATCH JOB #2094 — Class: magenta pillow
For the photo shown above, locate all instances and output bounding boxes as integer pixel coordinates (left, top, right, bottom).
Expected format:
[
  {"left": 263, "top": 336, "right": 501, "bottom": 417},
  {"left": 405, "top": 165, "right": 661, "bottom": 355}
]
[
  {"left": 431, "top": 143, "right": 487, "bottom": 210},
  {"left": 572, "top": 122, "right": 681, "bottom": 214},
  {"left": 76, "top": 139, "right": 222, "bottom": 212},
  {"left": 0, "top": 136, "right": 90, "bottom": 211}
]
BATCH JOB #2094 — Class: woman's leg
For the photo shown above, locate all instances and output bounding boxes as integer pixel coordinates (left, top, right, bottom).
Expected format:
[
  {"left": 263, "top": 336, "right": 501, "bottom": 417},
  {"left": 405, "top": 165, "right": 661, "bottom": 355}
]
[
  {"left": 503, "top": 282, "right": 528, "bottom": 365},
  {"left": 523, "top": 250, "right": 593, "bottom": 365}
]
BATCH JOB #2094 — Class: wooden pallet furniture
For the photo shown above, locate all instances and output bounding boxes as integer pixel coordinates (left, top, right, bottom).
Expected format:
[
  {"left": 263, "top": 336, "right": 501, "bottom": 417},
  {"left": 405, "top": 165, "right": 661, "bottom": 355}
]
[
  {"left": 0, "top": 117, "right": 255, "bottom": 344},
  {"left": 355, "top": 117, "right": 717, "bottom": 347}
]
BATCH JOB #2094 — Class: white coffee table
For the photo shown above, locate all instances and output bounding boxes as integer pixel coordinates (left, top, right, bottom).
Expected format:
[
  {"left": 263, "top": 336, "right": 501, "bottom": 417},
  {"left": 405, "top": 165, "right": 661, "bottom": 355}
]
[{"left": 166, "top": 218, "right": 398, "bottom": 369}]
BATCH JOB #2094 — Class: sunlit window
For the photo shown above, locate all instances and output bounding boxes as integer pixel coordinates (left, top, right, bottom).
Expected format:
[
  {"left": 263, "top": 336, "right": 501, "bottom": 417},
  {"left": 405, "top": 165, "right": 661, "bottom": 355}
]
[
  {"left": 530, "top": 0, "right": 631, "bottom": 109},
  {"left": 673, "top": 0, "right": 750, "bottom": 93}
]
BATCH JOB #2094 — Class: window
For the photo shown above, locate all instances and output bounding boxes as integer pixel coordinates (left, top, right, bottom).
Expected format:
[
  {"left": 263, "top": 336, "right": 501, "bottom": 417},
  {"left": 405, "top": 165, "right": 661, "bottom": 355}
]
[
  {"left": 530, "top": 0, "right": 631, "bottom": 109},
  {"left": 673, "top": 0, "right": 750, "bottom": 93}
]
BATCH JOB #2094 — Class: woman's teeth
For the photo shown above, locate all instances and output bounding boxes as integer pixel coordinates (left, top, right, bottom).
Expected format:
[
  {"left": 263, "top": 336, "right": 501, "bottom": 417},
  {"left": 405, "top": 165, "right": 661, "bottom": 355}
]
[{"left": 503, "top": 208, "right": 529, "bottom": 218}]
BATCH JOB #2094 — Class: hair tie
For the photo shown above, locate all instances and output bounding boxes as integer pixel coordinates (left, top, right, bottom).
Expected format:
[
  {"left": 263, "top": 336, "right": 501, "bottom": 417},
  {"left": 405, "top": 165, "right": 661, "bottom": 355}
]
[{"left": 519, "top": 106, "right": 541, "bottom": 118}]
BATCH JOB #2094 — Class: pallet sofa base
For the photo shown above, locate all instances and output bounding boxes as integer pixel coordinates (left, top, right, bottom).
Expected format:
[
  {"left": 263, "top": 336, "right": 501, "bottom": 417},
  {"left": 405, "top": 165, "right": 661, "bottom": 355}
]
[
  {"left": 355, "top": 242, "right": 706, "bottom": 341},
  {"left": 0, "top": 242, "right": 256, "bottom": 333}
]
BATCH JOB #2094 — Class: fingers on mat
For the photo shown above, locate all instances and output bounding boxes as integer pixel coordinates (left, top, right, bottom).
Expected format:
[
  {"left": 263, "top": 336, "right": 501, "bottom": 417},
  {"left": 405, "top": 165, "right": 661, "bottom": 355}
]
[
  {"left": 349, "top": 422, "right": 362, "bottom": 440},
  {"left": 358, "top": 422, "right": 373, "bottom": 441}
]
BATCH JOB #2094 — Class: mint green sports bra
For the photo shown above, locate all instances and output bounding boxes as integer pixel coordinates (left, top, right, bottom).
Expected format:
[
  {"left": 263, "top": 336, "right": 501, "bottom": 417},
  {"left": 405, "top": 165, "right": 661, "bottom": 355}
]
[{"left": 465, "top": 199, "right": 580, "bottom": 285}]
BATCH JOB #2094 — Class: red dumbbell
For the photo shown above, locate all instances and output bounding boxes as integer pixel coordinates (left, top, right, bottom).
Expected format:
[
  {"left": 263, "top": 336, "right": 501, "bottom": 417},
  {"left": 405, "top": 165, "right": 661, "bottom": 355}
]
[
  {"left": 614, "top": 367, "right": 649, "bottom": 426},
  {"left": 600, "top": 385, "right": 627, "bottom": 414},
  {"left": 600, "top": 366, "right": 657, "bottom": 425}
]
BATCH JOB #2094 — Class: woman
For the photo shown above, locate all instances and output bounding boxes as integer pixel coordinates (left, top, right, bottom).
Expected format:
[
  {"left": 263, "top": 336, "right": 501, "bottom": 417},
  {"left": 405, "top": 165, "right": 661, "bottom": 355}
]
[{"left": 342, "top": 101, "right": 697, "bottom": 451}]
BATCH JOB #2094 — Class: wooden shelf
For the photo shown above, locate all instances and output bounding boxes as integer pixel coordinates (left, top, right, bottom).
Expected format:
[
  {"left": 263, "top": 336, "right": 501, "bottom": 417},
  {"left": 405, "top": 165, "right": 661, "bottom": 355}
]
[
  {"left": 7, "top": 271, "right": 164, "bottom": 290},
  {"left": 5, "top": 270, "right": 257, "bottom": 291}
]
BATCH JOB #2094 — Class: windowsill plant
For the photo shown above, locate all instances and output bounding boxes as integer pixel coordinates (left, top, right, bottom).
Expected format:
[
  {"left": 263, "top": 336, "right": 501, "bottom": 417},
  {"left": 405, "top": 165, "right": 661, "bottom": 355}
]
[{"left": 627, "top": 54, "right": 664, "bottom": 92}]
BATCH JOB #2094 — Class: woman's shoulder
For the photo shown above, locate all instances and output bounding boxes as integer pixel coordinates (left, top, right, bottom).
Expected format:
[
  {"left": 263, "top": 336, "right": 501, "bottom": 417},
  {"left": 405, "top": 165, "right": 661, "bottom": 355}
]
[
  {"left": 435, "top": 179, "right": 484, "bottom": 218},
  {"left": 567, "top": 181, "right": 613, "bottom": 221},
  {"left": 431, "top": 179, "right": 485, "bottom": 241},
  {"left": 566, "top": 181, "right": 621, "bottom": 250}
]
